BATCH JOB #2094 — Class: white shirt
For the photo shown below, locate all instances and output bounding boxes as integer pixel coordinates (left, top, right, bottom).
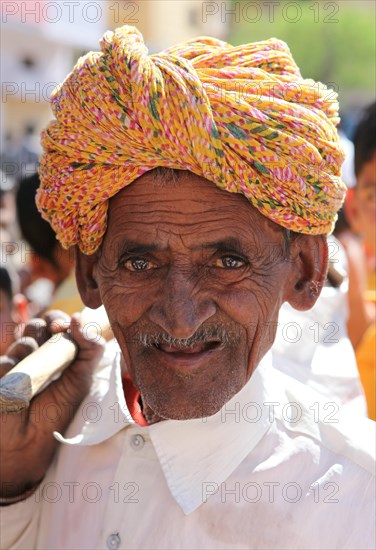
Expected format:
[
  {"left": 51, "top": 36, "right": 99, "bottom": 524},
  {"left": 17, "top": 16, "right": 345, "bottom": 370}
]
[
  {"left": 272, "top": 287, "right": 367, "bottom": 415},
  {"left": 272, "top": 238, "right": 367, "bottom": 416},
  {"left": 1, "top": 343, "right": 375, "bottom": 550}
]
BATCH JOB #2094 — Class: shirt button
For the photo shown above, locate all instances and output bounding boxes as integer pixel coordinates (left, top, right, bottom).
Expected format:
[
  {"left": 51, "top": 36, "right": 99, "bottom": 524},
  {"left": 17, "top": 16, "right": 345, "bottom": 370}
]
[
  {"left": 130, "top": 434, "right": 145, "bottom": 450},
  {"left": 107, "top": 532, "right": 121, "bottom": 549}
]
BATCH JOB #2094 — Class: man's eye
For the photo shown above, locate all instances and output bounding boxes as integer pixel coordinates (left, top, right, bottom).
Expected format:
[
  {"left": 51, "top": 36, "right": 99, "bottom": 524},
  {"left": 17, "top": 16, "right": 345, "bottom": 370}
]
[
  {"left": 215, "top": 255, "right": 246, "bottom": 269},
  {"left": 123, "top": 258, "right": 155, "bottom": 271}
]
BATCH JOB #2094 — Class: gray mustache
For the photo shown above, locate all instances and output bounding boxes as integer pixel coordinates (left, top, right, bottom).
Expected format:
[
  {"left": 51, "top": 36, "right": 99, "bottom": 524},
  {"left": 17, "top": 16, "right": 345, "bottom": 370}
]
[{"left": 134, "top": 326, "right": 240, "bottom": 349}]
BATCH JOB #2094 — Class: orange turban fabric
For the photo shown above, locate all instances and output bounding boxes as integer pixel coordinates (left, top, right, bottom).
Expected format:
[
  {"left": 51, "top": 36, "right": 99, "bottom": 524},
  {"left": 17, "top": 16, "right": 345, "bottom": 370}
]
[{"left": 38, "top": 25, "right": 346, "bottom": 254}]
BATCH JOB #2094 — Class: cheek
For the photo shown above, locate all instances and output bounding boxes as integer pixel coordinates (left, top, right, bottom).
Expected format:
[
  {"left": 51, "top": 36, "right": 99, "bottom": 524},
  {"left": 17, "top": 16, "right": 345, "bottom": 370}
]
[
  {"left": 215, "top": 276, "right": 283, "bottom": 327},
  {"left": 216, "top": 276, "right": 285, "bottom": 364},
  {"left": 355, "top": 208, "right": 376, "bottom": 247},
  {"left": 355, "top": 195, "right": 376, "bottom": 223},
  {"left": 364, "top": 206, "right": 376, "bottom": 226},
  {"left": 98, "top": 270, "right": 159, "bottom": 330},
  {"left": 100, "top": 283, "right": 145, "bottom": 325}
]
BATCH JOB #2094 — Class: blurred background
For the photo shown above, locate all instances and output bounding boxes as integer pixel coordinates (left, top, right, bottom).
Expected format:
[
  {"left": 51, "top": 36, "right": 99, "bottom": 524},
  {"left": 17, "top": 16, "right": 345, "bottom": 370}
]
[{"left": 1, "top": 0, "right": 375, "bottom": 162}]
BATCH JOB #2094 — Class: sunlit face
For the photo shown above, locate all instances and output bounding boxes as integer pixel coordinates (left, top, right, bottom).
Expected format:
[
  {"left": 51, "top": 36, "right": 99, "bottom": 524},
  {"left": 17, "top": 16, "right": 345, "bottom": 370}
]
[
  {"left": 81, "top": 171, "right": 305, "bottom": 420},
  {"left": 354, "top": 152, "right": 376, "bottom": 254}
]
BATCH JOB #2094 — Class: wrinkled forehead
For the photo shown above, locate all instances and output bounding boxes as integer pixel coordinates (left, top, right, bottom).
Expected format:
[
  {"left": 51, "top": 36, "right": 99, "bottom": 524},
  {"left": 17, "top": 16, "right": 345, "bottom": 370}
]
[
  {"left": 103, "top": 169, "right": 285, "bottom": 255},
  {"left": 108, "top": 168, "right": 233, "bottom": 203}
]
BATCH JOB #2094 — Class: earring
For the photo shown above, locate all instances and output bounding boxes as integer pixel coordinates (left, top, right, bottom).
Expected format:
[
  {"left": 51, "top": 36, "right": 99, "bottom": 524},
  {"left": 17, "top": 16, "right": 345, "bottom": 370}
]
[{"left": 309, "top": 280, "right": 321, "bottom": 296}]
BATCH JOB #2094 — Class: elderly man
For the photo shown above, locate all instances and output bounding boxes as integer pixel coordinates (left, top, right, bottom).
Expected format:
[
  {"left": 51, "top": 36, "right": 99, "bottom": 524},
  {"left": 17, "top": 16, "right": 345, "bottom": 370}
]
[{"left": 0, "top": 26, "right": 374, "bottom": 550}]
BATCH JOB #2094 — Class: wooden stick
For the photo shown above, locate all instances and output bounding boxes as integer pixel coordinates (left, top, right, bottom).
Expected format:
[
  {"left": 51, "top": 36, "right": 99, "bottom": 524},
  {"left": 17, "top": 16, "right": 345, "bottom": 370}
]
[{"left": 0, "top": 306, "right": 113, "bottom": 414}]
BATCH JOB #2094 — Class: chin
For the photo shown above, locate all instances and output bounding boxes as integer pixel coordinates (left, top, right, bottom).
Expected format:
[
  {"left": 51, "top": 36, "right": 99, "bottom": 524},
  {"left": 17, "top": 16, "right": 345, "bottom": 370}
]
[
  {"left": 130, "top": 348, "right": 249, "bottom": 422},
  {"left": 141, "top": 382, "right": 243, "bottom": 421},
  {"left": 159, "top": 402, "right": 225, "bottom": 421}
]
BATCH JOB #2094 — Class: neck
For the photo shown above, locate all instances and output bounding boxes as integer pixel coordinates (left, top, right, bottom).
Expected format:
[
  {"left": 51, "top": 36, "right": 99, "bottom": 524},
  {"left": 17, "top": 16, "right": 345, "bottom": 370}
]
[{"left": 120, "top": 355, "right": 164, "bottom": 424}]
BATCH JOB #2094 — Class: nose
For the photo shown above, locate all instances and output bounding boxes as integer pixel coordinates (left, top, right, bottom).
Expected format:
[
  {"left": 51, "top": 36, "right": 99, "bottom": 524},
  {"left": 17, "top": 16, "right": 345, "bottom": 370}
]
[{"left": 148, "top": 269, "right": 216, "bottom": 339}]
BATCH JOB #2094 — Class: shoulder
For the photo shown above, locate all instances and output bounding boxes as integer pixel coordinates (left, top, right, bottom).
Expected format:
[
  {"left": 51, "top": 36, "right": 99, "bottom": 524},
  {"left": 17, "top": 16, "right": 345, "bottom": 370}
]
[{"left": 270, "top": 366, "right": 375, "bottom": 477}]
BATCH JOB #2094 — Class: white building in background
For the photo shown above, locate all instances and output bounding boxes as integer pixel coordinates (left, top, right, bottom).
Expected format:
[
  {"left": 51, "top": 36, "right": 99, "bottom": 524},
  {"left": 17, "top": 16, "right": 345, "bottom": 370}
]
[{"left": 1, "top": 0, "right": 108, "bottom": 162}]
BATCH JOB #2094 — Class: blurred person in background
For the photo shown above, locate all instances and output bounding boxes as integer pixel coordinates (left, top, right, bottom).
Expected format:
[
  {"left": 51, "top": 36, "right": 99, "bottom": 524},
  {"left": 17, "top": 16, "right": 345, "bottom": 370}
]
[
  {"left": 0, "top": 169, "right": 17, "bottom": 234},
  {"left": 341, "top": 102, "right": 376, "bottom": 419},
  {"left": 0, "top": 168, "right": 33, "bottom": 298},
  {"left": 16, "top": 173, "right": 84, "bottom": 315},
  {"left": 350, "top": 102, "right": 376, "bottom": 289},
  {"left": 0, "top": 264, "right": 29, "bottom": 355}
]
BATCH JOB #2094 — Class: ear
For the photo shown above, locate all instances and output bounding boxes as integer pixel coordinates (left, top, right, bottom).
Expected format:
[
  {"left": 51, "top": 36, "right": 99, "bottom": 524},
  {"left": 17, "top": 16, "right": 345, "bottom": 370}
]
[
  {"left": 284, "top": 235, "right": 328, "bottom": 311},
  {"left": 74, "top": 247, "right": 103, "bottom": 309}
]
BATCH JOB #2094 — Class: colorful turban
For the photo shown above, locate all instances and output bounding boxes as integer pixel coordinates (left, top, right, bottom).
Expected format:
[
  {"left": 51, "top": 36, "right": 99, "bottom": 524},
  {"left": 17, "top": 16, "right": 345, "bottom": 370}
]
[{"left": 38, "top": 25, "right": 346, "bottom": 255}]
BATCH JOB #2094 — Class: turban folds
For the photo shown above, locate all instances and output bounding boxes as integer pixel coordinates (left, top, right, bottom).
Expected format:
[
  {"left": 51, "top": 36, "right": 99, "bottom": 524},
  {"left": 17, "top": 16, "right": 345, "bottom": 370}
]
[{"left": 38, "top": 25, "right": 346, "bottom": 254}]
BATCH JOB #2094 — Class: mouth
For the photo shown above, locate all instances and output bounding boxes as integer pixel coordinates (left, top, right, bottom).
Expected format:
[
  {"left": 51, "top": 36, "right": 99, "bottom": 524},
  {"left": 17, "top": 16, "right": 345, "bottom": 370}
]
[{"left": 151, "top": 340, "right": 224, "bottom": 370}]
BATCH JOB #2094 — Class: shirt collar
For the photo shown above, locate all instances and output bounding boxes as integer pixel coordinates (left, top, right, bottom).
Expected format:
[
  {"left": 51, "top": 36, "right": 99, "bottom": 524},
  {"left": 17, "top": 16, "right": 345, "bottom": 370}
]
[
  {"left": 54, "top": 341, "right": 134, "bottom": 446},
  {"left": 148, "top": 353, "right": 275, "bottom": 514},
  {"left": 54, "top": 346, "right": 276, "bottom": 514}
]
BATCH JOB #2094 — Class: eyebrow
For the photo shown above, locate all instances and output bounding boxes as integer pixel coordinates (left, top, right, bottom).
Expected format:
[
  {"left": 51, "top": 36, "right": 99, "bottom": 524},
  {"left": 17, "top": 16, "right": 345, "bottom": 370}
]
[
  {"left": 120, "top": 238, "right": 249, "bottom": 256},
  {"left": 198, "top": 238, "right": 248, "bottom": 255},
  {"left": 120, "top": 242, "right": 162, "bottom": 255}
]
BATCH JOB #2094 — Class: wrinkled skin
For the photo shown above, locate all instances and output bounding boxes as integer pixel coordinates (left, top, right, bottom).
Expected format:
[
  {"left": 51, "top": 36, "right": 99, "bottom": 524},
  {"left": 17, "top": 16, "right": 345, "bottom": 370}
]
[{"left": 77, "top": 170, "right": 328, "bottom": 421}]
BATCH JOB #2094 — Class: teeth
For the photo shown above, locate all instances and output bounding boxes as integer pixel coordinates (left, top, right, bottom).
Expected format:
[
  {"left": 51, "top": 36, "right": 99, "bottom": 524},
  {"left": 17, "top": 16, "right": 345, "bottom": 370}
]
[{"left": 156, "top": 341, "right": 221, "bottom": 354}]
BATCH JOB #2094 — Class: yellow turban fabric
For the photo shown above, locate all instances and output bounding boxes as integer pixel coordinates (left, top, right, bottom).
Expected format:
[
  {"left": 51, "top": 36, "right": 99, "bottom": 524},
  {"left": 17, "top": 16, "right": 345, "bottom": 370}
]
[{"left": 38, "top": 25, "right": 346, "bottom": 255}]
